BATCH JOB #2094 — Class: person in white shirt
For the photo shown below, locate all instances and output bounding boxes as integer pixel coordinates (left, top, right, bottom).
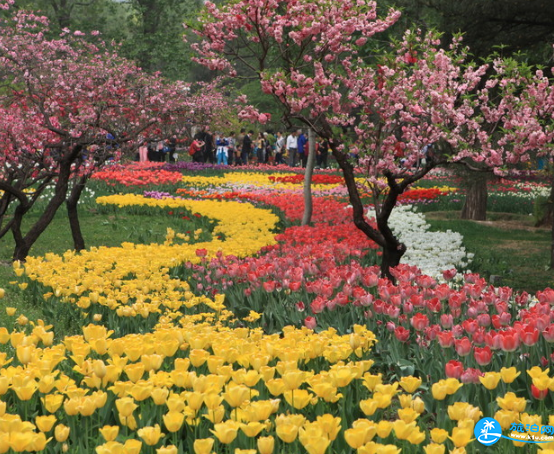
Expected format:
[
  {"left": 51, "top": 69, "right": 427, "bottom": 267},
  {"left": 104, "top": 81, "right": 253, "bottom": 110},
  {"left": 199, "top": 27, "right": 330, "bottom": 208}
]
[{"left": 286, "top": 131, "right": 298, "bottom": 167}]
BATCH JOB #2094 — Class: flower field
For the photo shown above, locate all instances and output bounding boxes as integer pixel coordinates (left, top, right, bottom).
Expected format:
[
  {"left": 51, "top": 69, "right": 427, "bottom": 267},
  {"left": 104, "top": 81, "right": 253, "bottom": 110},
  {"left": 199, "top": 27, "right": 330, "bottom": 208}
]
[{"left": 2, "top": 164, "right": 554, "bottom": 454}]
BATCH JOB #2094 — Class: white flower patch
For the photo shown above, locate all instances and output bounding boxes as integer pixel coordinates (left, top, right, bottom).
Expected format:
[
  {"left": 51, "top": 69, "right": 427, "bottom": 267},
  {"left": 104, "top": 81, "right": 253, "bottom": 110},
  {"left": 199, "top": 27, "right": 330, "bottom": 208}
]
[{"left": 368, "top": 205, "right": 473, "bottom": 278}]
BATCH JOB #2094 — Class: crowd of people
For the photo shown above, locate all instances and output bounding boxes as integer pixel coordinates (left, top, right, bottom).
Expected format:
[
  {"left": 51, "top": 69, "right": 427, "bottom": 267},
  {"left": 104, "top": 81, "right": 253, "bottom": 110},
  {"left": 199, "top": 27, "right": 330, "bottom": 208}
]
[
  {"left": 137, "top": 138, "right": 178, "bottom": 163},
  {"left": 187, "top": 127, "right": 330, "bottom": 168}
]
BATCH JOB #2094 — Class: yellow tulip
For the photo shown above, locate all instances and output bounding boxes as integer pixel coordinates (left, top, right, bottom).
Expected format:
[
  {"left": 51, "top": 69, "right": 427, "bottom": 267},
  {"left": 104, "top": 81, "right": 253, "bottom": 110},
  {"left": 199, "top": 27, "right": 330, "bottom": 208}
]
[
  {"left": 302, "top": 438, "right": 330, "bottom": 454},
  {"left": 500, "top": 367, "right": 520, "bottom": 384},
  {"left": 95, "top": 441, "right": 124, "bottom": 454},
  {"left": 9, "top": 432, "right": 33, "bottom": 452},
  {"left": 203, "top": 405, "right": 225, "bottom": 424},
  {"left": 257, "top": 436, "right": 275, "bottom": 454},
  {"left": 344, "top": 426, "right": 370, "bottom": 449},
  {"left": 35, "top": 415, "right": 57, "bottom": 432},
  {"left": 392, "top": 420, "right": 416, "bottom": 440},
  {"left": 129, "top": 382, "right": 153, "bottom": 401},
  {"left": 54, "top": 424, "right": 70, "bottom": 442},
  {"left": 151, "top": 387, "right": 170, "bottom": 405},
  {"left": 156, "top": 446, "right": 178, "bottom": 454},
  {"left": 123, "top": 363, "right": 145, "bottom": 383},
  {"left": 376, "top": 421, "right": 393, "bottom": 438},
  {"left": 5, "top": 307, "right": 15, "bottom": 316},
  {"left": 29, "top": 432, "right": 49, "bottom": 451},
  {"left": 276, "top": 423, "right": 299, "bottom": 443},
  {"left": 166, "top": 393, "right": 186, "bottom": 413},
  {"left": 479, "top": 372, "right": 502, "bottom": 390},
  {"left": 193, "top": 438, "right": 214, "bottom": 454},
  {"left": 99, "top": 425, "right": 120, "bottom": 442},
  {"left": 78, "top": 396, "right": 98, "bottom": 417},
  {"left": 495, "top": 409, "right": 519, "bottom": 430},
  {"left": 362, "top": 373, "right": 383, "bottom": 391},
  {"left": 399, "top": 376, "right": 422, "bottom": 393},
  {"left": 203, "top": 392, "right": 223, "bottom": 410},
  {"left": 13, "top": 380, "right": 37, "bottom": 401},
  {"left": 223, "top": 383, "right": 250, "bottom": 408},
  {"left": 42, "top": 394, "right": 65, "bottom": 413},
  {"left": 240, "top": 421, "right": 265, "bottom": 437},
  {"left": 137, "top": 424, "right": 164, "bottom": 446},
  {"left": 316, "top": 414, "right": 341, "bottom": 441},
  {"left": 123, "top": 439, "right": 142, "bottom": 454},
  {"left": 423, "top": 443, "right": 446, "bottom": 454},
  {"left": 210, "top": 421, "right": 240, "bottom": 444},
  {"left": 430, "top": 428, "right": 448, "bottom": 443},
  {"left": 398, "top": 407, "right": 419, "bottom": 424},
  {"left": 115, "top": 397, "right": 138, "bottom": 417},
  {"left": 407, "top": 429, "right": 426, "bottom": 445},
  {"left": 434, "top": 379, "right": 454, "bottom": 399},
  {"left": 449, "top": 427, "right": 474, "bottom": 448},
  {"left": 283, "top": 389, "right": 314, "bottom": 409},
  {"left": 497, "top": 392, "right": 527, "bottom": 412},
  {"left": 265, "top": 378, "right": 286, "bottom": 396},
  {"left": 163, "top": 411, "right": 185, "bottom": 433}
]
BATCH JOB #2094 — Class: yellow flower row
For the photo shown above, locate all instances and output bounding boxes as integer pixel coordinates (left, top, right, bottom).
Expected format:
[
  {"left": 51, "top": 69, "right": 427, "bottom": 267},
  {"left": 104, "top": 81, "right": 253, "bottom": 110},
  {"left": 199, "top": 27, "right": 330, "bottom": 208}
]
[
  {"left": 2, "top": 310, "right": 554, "bottom": 453},
  {"left": 20, "top": 196, "right": 278, "bottom": 319},
  {"left": 180, "top": 172, "right": 342, "bottom": 191}
]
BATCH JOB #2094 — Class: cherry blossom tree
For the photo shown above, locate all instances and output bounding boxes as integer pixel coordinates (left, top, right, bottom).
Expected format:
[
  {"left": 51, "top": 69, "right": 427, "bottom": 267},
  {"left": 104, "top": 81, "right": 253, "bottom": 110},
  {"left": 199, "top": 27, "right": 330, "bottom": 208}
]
[
  {"left": 190, "top": 0, "right": 521, "bottom": 278},
  {"left": 0, "top": 6, "right": 198, "bottom": 260}
]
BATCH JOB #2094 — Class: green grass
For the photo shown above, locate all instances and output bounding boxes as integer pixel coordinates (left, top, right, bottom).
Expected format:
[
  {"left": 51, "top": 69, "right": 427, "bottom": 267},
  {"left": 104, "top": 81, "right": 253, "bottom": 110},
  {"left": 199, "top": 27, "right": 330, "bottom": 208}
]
[
  {"left": 425, "top": 211, "right": 554, "bottom": 293},
  {"left": 0, "top": 201, "right": 213, "bottom": 336}
]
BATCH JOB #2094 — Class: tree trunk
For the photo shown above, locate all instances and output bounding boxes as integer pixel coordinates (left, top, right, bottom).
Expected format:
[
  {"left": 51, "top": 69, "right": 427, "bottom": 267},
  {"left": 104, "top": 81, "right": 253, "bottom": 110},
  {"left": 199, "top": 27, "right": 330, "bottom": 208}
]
[
  {"left": 329, "top": 142, "right": 406, "bottom": 279},
  {"left": 67, "top": 175, "right": 87, "bottom": 251},
  {"left": 11, "top": 150, "right": 77, "bottom": 261},
  {"left": 301, "top": 128, "right": 316, "bottom": 226},
  {"left": 382, "top": 243, "right": 407, "bottom": 281},
  {"left": 461, "top": 173, "right": 488, "bottom": 220}
]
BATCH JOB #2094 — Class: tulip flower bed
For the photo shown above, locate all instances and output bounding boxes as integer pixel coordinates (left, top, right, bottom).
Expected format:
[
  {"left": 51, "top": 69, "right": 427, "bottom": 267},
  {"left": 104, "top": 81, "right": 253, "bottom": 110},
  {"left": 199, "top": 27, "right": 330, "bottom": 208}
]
[
  {"left": 3, "top": 167, "right": 554, "bottom": 453},
  {"left": 92, "top": 163, "right": 183, "bottom": 187}
]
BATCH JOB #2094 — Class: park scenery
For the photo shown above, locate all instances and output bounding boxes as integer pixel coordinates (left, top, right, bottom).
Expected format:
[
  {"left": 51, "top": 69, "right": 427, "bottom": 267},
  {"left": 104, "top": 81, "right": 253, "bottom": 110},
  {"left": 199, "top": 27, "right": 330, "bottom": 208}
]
[{"left": 3, "top": 0, "right": 554, "bottom": 453}]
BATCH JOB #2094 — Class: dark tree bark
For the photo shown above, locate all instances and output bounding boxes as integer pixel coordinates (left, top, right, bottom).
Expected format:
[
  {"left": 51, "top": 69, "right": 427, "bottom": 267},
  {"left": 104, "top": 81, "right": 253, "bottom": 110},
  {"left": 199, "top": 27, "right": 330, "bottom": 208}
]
[
  {"left": 66, "top": 174, "right": 88, "bottom": 252},
  {"left": 329, "top": 142, "right": 406, "bottom": 281},
  {"left": 11, "top": 146, "right": 80, "bottom": 261},
  {"left": 301, "top": 128, "right": 316, "bottom": 226},
  {"left": 461, "top": 175, "right": 488, "bottom": 220}
]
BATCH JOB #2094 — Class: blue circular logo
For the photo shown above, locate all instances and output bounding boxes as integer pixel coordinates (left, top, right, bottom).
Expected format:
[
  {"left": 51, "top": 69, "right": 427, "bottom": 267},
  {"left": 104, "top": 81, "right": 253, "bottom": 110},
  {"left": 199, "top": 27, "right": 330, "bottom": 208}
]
[{"left": 475, "top": 417, "right": 502, "bottom": 445}]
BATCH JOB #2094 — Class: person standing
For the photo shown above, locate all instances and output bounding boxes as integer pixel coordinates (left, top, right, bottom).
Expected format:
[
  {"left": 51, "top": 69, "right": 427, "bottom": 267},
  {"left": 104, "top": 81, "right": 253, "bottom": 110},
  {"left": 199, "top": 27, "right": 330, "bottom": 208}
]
[
  {"left": 138, "top": 141, "right": 149, "bottom": 162},
  {"left": 167, "top": 137, "right": 177, "bottom": 163},
  {"left": 236, "top": 128, "right": 246, "bottom": 165},
  {"left": 286, "top": 130, "right": 298, "bottom": 167},
  {"left": 241, "top": 130, "right": 253, "bottom": 165},
  {"left": 317, "top": 139, "right": 330, "bottom": 168},
  {"left": 297, "top": 129, "right": 307, "bottom": 167},
  {"left": 227, "top": 132, "right": 236, "bottom": 166},
  {"left": 204, "top": 127, "right": 215, "bottom": 164},
  {"left": 216, "top": 133, "right": 229, "bottom": 165},
  {"left": 274, "top": 131, "right": 285, "bottom": 165}
]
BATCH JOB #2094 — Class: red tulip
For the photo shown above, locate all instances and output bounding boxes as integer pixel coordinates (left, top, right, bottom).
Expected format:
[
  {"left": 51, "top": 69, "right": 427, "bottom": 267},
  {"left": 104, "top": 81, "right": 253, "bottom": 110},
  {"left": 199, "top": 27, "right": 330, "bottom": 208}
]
[
  {"left": 454, "top": 336, "right": 472, "bottom": 356},
  {"left": 437, "top": 330, "right": 454, "bottom": 348},
  {"left": 445, "top": 360, "right": 464, "bottom": 379},
  {"left": 410, "top": 313, "right": 429, "bottom": 331},
  {"left": 394, "top": 326, "right": 410, "bottom": 343},
  {"left": 531, "top": 384, "right": 548, "bottom": 400},
  {"left": 543, "top": 325, "right": 554, "bottom": 343},
  {"left": 304, "top": 316, "right": 317, "bottom": 330},
  {"left": 474, "top": 346, "right": 492, "bottom": 366},
  {"left": 520, "top": 325, "right": 540, "bottom": 347}
]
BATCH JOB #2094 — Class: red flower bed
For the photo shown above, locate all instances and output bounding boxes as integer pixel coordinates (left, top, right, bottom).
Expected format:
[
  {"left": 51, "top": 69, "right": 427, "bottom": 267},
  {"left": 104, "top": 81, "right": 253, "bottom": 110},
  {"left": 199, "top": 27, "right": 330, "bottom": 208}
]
[
  {"left": 92, "top": 164, "right": 182, "bottom": 186},
  {"left": 397, "top": 187, "right": 448, "bottom": 203},
  {"left": 268, "top": 174, "right": 344, "bottom": 185}
]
